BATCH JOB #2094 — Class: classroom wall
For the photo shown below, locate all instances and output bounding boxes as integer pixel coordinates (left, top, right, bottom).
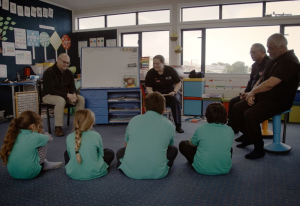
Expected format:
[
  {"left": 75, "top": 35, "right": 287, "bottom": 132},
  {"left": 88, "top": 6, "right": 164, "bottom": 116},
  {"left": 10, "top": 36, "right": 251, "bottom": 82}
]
[{"left": 0, "top": 0, "right": 72, "bottom": 115}]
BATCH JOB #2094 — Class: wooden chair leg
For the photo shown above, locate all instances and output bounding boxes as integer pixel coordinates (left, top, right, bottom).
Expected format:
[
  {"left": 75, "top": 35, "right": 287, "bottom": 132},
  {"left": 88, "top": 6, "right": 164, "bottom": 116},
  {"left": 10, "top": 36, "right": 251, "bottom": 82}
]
[
  {"left": 67, "top": 107, "right": 70, "bottom": 126},
  {"left": 46, "top": 107, "right": 51, "bottom": 134}
]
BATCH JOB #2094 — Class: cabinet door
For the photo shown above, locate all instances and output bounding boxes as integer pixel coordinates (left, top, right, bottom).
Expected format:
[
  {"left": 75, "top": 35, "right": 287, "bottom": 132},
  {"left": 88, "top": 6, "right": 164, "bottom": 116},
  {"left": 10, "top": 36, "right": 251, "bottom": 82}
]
[
  {"left": 80, "top": 90, "right": 107, "bottom": 100},
  {"left": 86, "top": 99, "right": 107, "bottom": 108}
]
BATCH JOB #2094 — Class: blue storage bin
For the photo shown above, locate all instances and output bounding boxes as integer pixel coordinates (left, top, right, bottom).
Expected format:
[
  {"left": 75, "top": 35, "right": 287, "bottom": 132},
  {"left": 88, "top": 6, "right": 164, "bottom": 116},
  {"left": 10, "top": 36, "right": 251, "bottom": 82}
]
[
  {"left": 183, "top": 99, "right": 202, "bottom": 116},
  {"left": 183, "top": 79, "right": 205, "bottom": 97}
]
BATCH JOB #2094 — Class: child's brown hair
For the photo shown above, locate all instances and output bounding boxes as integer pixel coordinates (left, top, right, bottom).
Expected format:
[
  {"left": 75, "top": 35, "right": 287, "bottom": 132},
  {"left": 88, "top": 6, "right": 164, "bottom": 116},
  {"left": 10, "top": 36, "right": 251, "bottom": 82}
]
[
  {"left": 74, "top": 109, "right": 95, "bottom": 164},
  {"left": 0, "top": 111, "right": 43, "bottom": 165},
  {"left": 205, "top": 102, "right": 228, "bottom": 124},
  {"left": 145, "top": 92, "right": 166, "bottom": 115}
]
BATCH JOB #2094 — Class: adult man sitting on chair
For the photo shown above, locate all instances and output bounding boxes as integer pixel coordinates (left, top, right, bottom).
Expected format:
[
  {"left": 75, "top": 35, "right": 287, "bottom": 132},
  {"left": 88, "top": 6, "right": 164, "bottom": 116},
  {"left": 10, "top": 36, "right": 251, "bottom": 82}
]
[
  {"left": 43, "top": 53, "right": 85, "bottom": 137},
  {"left": 227, "top": 43, "right": 270, "bottom": 139},
  {"left": 233, "top": 33, "right": 300, "bottom": 159}
]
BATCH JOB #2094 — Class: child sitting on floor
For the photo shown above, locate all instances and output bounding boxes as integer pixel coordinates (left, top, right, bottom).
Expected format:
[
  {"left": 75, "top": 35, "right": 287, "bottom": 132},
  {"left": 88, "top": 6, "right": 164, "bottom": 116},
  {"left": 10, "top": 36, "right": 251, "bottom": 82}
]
[
  {"left": 116, "top": 92, "right": 178, "bottom": 179},
  {"left": 64, "top": 109, "right": 114, "bottom": 180},
  {"left": 0, "top": 111, "right": 62, "bottom": 179},
  {"left": 179, "top": 102, "right": 234, "bottom": 175}
]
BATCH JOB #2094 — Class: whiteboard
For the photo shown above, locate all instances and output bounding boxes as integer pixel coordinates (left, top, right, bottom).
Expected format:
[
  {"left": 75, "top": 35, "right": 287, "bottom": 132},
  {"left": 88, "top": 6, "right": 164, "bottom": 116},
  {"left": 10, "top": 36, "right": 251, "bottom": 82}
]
[{"left": 81, "top": 47, "right": 139, "bottom": 88}]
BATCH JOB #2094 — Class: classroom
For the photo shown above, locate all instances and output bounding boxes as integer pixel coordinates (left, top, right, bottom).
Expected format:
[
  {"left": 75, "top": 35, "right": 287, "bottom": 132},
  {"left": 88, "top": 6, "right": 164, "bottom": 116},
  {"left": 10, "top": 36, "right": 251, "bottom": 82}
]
[{"left": 0, "top": 0, "right": 300, "bottom": 205}]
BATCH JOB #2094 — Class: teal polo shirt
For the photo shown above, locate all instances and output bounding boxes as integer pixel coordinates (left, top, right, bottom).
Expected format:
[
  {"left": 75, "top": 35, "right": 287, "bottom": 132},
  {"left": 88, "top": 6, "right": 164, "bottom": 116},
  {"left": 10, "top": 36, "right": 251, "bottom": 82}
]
[
  {"left": 119, "top": 111, "right": 175, "bottom": 179},
  {"left": 7, "top": 129, "right": 49, "bottom": 179},
  {"left": 190, "top": 123, "right": 234, "bottom": 175},
  {"left": 66, "top": 130, "right": 108, "bottom": 180}
]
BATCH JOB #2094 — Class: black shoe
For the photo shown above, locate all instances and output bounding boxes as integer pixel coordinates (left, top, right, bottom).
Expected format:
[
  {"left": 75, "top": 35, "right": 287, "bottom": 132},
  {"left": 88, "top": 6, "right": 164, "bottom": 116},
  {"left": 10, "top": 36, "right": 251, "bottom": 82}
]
[
  {"left": 245, "top": 149, "right": 265, "bottom": 159},
  {"left": 176, "top": 126, "right": 184, "bottom": 133},
  {"left": 234, "top": 130, "right": 239, "bottom": 134},
  {"left": 236, "top": 140, "right": 254, "bottom": 148},
  {"left": 235, "top": 134, "right": 246, "bottom": 142}
]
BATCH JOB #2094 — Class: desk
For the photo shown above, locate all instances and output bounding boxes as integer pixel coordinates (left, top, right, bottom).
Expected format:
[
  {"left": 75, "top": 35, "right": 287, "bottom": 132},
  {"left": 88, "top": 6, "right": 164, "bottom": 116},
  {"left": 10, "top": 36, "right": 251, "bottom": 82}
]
[{"left": 0, "top": 82, "right": 37, "bottom": 118}]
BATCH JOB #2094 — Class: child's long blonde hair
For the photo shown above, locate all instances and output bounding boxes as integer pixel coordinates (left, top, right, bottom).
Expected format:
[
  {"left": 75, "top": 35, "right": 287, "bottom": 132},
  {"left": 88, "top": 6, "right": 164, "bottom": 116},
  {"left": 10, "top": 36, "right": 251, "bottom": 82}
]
[
  {"left": 74, "top": 109, "right": 95, "bottom": 164},
  {"left": 0, "top": 111, "right": 43, "bottom": 165}
]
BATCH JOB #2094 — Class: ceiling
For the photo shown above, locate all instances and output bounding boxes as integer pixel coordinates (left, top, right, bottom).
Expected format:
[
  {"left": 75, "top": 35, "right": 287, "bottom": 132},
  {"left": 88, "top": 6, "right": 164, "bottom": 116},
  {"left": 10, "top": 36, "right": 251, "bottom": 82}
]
[{"left": 42, "top": 0, "right": 161, "bottom": 11}]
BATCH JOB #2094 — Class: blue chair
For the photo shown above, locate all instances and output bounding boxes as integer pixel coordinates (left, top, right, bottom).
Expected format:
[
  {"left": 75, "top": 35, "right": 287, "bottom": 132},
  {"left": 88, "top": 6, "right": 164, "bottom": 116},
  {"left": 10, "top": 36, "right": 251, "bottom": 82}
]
[{"left": 264, "top": 109, "right": 292, "bottom": 153}]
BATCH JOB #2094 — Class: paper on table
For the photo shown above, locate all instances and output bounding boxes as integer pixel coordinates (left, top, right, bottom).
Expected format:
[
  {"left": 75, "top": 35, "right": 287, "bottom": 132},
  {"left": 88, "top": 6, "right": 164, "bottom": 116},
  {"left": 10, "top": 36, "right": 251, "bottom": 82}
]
[{"left": 0, "top": 65, "right": 7, "bottom": 78}]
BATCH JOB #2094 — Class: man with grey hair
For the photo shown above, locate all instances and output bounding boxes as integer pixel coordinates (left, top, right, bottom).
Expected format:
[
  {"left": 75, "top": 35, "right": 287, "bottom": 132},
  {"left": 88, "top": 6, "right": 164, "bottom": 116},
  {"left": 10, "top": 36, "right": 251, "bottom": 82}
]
[
  {"left": 228, "top": 43, "right": 270, "bottom": 138},
  {"left": 233, "top": 33, "right": 300, "bottom": 159}
]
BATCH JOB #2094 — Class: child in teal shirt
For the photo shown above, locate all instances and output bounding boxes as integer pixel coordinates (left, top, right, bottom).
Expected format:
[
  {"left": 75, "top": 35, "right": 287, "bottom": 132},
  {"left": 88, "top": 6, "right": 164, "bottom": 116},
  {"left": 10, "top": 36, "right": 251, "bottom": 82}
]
[
  {"left": 116, "top": 92, "right": 178, "bottom": 179},
  {"left": 65, "top": 109, "right": 114, "bottom": 180},
  {"left": 179, "top": 102, "right": 234, "bottom": 175},
  {"left": 0, "top": 111, "right": 62, "bottom": 179}
]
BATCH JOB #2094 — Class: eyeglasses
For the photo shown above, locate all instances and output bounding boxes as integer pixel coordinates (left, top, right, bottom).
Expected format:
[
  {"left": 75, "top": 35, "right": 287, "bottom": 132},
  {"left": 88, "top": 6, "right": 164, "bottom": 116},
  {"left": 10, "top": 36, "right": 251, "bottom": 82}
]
[
  {"left": 58, "top": 57, "right": 71, "bottom": 65},
  {"left": 249, "top": 50, "right": 261, "bottom": 55}
]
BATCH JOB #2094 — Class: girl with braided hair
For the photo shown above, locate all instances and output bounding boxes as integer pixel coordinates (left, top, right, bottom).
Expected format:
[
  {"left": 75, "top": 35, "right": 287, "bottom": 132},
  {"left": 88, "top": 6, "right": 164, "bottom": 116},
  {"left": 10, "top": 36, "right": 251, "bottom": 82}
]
[
  {"left": 0, "top": 111, "right": 62, "bottom": 179},
  {"left": 64, "top": 109, "right": 114, "bottom": 180}
]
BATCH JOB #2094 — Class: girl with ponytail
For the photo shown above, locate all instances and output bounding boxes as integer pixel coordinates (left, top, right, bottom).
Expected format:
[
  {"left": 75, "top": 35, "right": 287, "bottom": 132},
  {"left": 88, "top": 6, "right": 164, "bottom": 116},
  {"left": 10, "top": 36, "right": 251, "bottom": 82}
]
[
  {"left": 64, "top": 109, "right": 114, "bottom": 180},
  {"left": 0, "top": 111, "right": 62, "bottom": 179}
]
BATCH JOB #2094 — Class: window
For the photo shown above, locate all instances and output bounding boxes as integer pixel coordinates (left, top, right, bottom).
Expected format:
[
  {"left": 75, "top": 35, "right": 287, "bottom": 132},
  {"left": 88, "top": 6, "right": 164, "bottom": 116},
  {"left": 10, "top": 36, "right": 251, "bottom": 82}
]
[
  {"left": 222, "top": 3, "right": 262, "bottom": 19},
  {"left": 285, "top": 26, "right": 300, "bottom": 59},
  {"left": 182, "top": 30, "right": 202, "bottom": 72},
  {"left": 123, "top": 34, "right": 139, "bottom": 47},
  {"left": 182, "top": 6, "right": 219, "bottom": 22},
  {"left": 107, "top": 13, "right": 136, "bottom": 27},
  {"left": 206, "top": 26, "right": 279, "bottom": 74},
  {"left": 266, "top": 1, "right": 300, "bottom": 16},
  {"left": 138, "top": 10, "right": 170, "bottom": 25},
  {"left": 78, "top": 16, "right": 104, "bottom": 30}
]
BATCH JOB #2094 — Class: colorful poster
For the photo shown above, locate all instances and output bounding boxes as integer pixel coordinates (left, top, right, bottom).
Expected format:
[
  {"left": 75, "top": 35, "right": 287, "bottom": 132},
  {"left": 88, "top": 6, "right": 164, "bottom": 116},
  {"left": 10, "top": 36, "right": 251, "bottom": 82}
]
[
  {"left": 31, "top": 6, "right": 36, "bottom": 17},
  {"left": 123, "top": 74, "right": 138, "bottom": 88},
  {"left": 39, "top": 32, "right": 50, "bottom": 47},
  {"left": 27, "top": 30, "right": 40, "bottom": 47},
  {"left": 15, "top": 50, "right": 32, "bottom": 65},
  {"left": 37, "top": 7, "right": 42, "bottom": 17},
  {"left": 61, "top": 35, "right": 71, "bottom": 49},
  {"left": 24, "top": 6, "right": 30, "bottom": 17},
  {"left": 50, "top": 31, "right": 61, "bottom": 50},
  {"left": 97, "top": 37, "right": 104, "bottom": 47},
  {"left": 90, "top": 38, "right": 96, "bottom": 47},
  {"left": 2, "top": 42, "right": 15, "bottom": 56},
  {"left": 49, "top": 8, "right": 53, "bottom": 18},
  {"left": 17, "top": 5, "right": 23, "bottom": 16},
  {"left": 0, "top": 65, "right": 7, "bottom": 78},
  {"left": 43, "top": 8, "right": 48, "bottom": 18},
  {"left": 14, "top": 28, "right": 27, "bottom": 49},
  {"left": 10, "top": 2, "right": 16, "bottom": 14},
  {"left": 2, "top": 0, "right": 9, "bottom": 11}
]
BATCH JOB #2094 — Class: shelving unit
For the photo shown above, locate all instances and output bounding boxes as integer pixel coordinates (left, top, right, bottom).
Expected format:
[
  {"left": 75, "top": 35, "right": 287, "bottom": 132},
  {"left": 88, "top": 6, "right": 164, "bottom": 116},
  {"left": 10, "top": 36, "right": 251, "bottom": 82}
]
[{"left": 80, "top": 88, "right": 141, "bottom": 124}]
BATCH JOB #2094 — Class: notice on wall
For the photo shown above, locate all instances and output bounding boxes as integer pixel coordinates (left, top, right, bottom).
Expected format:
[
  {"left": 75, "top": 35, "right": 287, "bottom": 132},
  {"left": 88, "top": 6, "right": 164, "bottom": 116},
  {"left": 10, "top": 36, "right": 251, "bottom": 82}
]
[
  {"left": 43, "top": 8, "right": 48, "bottom": 18},
  {"left": 10, "top": 2, "right": 16, "bottom": 14},
  {"left": 31, "top": 6, "right": 36, "bottom": 17},
  {"left": 14, "top": 28, "right": 27, "bottom": 49},
  {"left": 37, "top": 7, "right": 42, "bottom": 17},
  {"left": 24, "top": 6, "right": 30, "bottom": 17},
  {"left": 90, "top": 38, "right": 96, "bottom": 47},
  {"left": 97, "top": 37, "right": 104, "bottom": 47},
  {"left": 17, "top": 5, "right": 23, "bottom": 16},
  {"left": 49, "top": 8, "right": 53, "bottom": 18},
  {"left": 78, "top": 41, "right": 87, "bottom": 57},
  {"left": 106, "top": 39, "right": 116, "bottom": 47},
  {"left": 2, "top": 42, "right": 15, "bottom": 56},
  {"left": 0, "top": 65, "right": 7, "bottom": 78},
  {"left": 2, "top": 0, "right": 9, "bottom": 11},
  {"left": 15, "top": 50, "right": 32, "bottom": 65}
]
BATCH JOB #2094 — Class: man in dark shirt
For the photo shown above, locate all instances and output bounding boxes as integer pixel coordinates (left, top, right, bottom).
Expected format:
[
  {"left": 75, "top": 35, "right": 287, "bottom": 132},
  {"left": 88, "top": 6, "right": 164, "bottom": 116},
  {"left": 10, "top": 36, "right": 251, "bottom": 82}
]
[
  {"left": 233, "top": 33, "right": 300, "bottom": 159},
  {"left": 145, "top": 55, "right": 184, "bottom": 133},
  {"left": 228, "top": 43, "right": 270, "bottom": 139},
  {"left": 43, "top": 53, "right": 85, "bottom": 136}
]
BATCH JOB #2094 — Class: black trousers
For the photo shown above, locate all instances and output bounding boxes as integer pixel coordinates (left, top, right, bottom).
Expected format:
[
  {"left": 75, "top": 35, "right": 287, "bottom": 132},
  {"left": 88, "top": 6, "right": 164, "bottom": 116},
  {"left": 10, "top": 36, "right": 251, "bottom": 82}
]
[
  {"left": 116, "top": 146, "right": 178, "bottom": 168},
  {"left": 165, "top": 93, "right": 182, "bottom": 126},
  {"left": 64, "top": 149, "right": 115, "bottom": 166},
  {"left": 227, "top": 95, "right": 242, "bottom": 131},
  {"left": 232, "top": 99, "right": 291, "bottom": 143},
  {"left": 179, "top": 140, "right": 232, "bottom": 165}
]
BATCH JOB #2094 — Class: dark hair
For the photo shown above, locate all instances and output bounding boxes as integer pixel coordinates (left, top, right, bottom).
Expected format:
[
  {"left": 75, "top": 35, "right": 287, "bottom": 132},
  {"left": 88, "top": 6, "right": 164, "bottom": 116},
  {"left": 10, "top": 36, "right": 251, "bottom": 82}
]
[
  {"left": 205, "top": 102, "right": 227, "bottom": 124},
  {"left": 252, "top": 43, "right": 266, "bottom": 54},
  {"left": 145, "top": 92, "right": 166, "bottom": 114},
  {"left": 153, "top": 55, "right": 165, "bottom": 64}
]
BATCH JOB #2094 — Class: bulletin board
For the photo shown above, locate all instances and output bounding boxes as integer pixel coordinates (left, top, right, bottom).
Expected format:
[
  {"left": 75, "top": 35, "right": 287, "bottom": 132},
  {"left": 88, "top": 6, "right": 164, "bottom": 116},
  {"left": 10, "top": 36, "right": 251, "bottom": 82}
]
[{"left": 81, "top": 47, "right": 139, "bottom": 88}]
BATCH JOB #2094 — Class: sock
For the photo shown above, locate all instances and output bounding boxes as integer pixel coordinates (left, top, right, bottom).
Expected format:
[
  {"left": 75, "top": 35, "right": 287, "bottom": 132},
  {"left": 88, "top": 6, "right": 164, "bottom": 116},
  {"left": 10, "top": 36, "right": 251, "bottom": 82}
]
[{"left": 42, "top": 159, "right": 62, "bottom": 171}]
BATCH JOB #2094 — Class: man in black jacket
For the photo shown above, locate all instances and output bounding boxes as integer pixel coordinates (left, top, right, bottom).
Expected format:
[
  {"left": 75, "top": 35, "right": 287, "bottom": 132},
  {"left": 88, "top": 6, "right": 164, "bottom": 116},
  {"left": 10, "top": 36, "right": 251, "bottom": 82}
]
[
  {"left": 43, "top": 53, "right": 85, "bottom": 136},
  {"left": 228, "top": 43, "right": 270, "bottom": 139},
  {"left": 233, "top": 33, "right": 300, "bottom": 159}
]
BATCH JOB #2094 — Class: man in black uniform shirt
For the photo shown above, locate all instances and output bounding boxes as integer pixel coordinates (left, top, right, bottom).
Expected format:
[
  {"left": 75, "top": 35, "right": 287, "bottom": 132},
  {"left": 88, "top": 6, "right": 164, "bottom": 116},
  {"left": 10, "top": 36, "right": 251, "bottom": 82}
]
[
  {"left": 145, "top": 55, "right": 184, "bottom": 133},
  {"left": 233, "top": 33, "right": 300, "bottom": 159},
  {"left": 228, "top": 43, "right": 270, "bottom": 139},
  {"left": 43, "top": 53, "right": 85, "bottom": 137}
]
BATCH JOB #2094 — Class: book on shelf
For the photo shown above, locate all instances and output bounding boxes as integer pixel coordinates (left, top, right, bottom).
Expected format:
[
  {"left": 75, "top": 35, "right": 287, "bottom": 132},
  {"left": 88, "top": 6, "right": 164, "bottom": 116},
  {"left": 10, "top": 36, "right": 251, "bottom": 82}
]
[
  {"left": 108, "top": 96, "right": 140, "bottom": 101},
  {"left": 140, "top": 56, "right": 150, "bottom": 80},
  {"left": 109, "top": 107, "right": 140, "bottom": 111}
]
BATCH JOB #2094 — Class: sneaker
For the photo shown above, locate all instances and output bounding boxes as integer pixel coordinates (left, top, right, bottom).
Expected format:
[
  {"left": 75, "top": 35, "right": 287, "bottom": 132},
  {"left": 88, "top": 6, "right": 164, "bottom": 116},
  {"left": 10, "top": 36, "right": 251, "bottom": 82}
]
[{"left": 55, "top": 126, "right": 64, "bottom": 137}]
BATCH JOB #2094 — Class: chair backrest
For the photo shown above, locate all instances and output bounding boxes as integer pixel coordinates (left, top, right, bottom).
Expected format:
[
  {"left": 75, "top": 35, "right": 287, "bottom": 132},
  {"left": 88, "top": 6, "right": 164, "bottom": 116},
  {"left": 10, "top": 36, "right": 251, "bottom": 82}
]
[{"left": 37, "top": 79, "right": 44, "bottom": 104}]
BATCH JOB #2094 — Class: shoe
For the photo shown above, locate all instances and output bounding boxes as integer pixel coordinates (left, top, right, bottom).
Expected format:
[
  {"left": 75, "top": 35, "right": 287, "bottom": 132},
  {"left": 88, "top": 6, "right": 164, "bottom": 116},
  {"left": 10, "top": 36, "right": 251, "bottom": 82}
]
[
  {"left": 176, "top": 125, "right": 184, "bottom": 133},
  {"left": 245, "top": 149, "right": 265, "bottom": 159},
  {"left": 234, "top": 130, "right": 239, "bottom": 134},
  {"left": 55, "top": 126, "right": 64, "bottom": 137},
  {"left": 236, "top": 140, "right": 254, "bottom": 148},
  {"left": 235, "top": 134, "right": 246, "bottom": 142}
]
